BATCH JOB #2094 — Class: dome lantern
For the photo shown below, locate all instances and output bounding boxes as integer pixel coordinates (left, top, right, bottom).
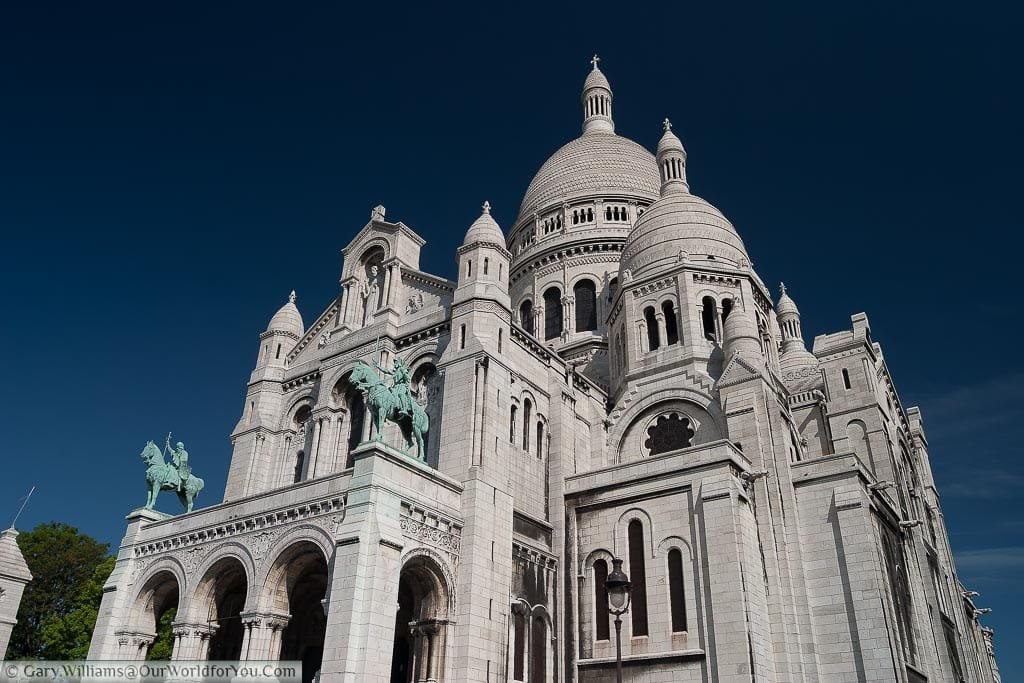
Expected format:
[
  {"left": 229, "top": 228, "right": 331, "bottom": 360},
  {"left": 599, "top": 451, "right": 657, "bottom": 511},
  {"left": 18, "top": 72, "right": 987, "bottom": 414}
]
[
  {"left": 656, "top": 118, "right": 689, "bottom": 196},
  {"left": 581, "top": 55, "right": 614, "bottom": 135}
]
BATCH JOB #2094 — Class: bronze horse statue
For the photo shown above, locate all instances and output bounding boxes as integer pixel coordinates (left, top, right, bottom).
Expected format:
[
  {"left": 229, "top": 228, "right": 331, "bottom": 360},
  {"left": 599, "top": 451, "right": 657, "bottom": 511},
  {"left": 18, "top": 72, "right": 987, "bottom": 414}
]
[
  {"left": 140, "top": 440, "right": 205, "bottom": 512},
  {"left": 349, "top": 361, "right": 429, "bottom": 461}
]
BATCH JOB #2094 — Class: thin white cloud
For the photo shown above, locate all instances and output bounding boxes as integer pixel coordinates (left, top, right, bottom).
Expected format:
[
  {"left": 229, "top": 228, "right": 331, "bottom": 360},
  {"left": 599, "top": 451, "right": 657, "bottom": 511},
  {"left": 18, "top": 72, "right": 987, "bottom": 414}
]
[{"left": 955, "top": 547, "right": 1024, "bottom": 576}]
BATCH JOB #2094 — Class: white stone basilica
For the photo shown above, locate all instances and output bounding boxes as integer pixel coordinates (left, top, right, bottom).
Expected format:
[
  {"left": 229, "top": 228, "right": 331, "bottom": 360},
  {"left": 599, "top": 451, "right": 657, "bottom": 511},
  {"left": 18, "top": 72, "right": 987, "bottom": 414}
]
[{"left": 88, "top": 60, "right": 1001, "bottom": 682}]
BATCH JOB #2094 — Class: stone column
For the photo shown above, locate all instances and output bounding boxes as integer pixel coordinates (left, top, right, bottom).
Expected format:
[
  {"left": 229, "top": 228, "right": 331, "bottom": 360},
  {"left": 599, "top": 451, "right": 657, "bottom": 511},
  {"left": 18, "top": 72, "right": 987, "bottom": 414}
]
[
  {"left": 386, "top": 264, "right": 399, "bottom": 307},
  {"left": 656, "top": 312, "right": 668, "bottom": 348},
  {"left": 638, "top": 320, "right": 649, "bottom": 353},
  {"left": 382, "top": 266, "right": 393, "bottom": 309},
  {"left": 562, "top": 296, "right": 574, "bottom": 335},
  {"left": 534, "top": 306, "right": 544, "bottom": 338}
]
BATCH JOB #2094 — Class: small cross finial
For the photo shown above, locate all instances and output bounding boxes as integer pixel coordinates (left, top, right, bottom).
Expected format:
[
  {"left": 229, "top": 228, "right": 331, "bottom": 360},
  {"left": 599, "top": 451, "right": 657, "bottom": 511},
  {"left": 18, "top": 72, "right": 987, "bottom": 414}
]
[
  {"left": 482, "top": 200, "right": 491, "bottom": 214},
  {"left": 591, "top": 54, "right": 600, "bottom": 70},
  {"left": 289, "top": 290, "right": 297, "bottom": 304},
  {"left": 779, "top": 282, "right": 787, "bottom": 296},
  {"left": 663, "top": 118, "right": 672, "bottom": 132}
]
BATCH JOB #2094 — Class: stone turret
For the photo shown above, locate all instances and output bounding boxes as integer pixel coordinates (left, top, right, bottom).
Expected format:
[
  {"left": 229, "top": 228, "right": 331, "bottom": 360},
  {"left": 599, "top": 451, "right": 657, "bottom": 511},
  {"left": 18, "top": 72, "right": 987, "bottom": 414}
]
[{"left": 0, "top": 528, "right": 32, "bottom": 660}]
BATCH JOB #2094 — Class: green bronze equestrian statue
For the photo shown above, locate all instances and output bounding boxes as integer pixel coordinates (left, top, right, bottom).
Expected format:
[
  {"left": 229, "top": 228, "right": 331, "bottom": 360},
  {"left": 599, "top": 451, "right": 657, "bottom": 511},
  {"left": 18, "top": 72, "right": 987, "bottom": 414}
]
[
  {"left": 140, "top": 433, "right": 205, "bottom": 513},
  {"left": 350, "top": 358, "right": 430, "bottom": 461}
]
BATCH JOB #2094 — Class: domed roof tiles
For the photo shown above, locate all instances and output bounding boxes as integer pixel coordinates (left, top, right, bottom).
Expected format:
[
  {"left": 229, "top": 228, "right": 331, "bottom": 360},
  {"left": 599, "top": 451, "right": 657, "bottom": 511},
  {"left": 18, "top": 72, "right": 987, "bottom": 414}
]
[
  {"left": 516, "top": 133, "right": 660, "bottom": 224},
  {"left": 464, "top": 201, "right": 505, "bottom": 245},
  {"left": 620, "top": 192, "right": 749, "bottom": 279},
  {"left": 267, "top": 291, "right": 304, "bottom": 337}
]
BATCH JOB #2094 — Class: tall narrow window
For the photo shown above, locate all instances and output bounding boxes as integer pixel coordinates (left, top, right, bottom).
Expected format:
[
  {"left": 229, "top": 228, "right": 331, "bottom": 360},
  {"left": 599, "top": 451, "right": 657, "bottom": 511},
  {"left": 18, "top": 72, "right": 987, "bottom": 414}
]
[
  {"left": 520, "top": 300, "right": 534, "bottom": 335},
  {"left": 509, "top": 405, "right": 517, "bottom": 444},
  {"left": 644, "top": 306, "right": 660, "bottom": 350},
  {"left": 276, "top": 343, "right": 282, "bottom": 359},
  {"left": 512, "top": 608, "right": 526, "bottom": 681},
  {"left": 668, "top": 548, "right": 687, "bottom": 632},
  {"left": 293, "top": 451, "right": 305, "bottom": 483},
  {"left": 483, "top": 257, "right": 489, "bottom": 275},
  {"left": 536, "top": 422, "right": 544, "bottom": 458},
  {"left": 574, "top": 279, "right": 598, "bottom": 332},
  {"left": 459, "top": 324, "right": 466, "bottom": 350},
  {"left": 721, "top": 298, "right": 733, "bottom": 322},
  {"left": 530, "top": 618, "right": 547, "bottom": 682},
  {"left": 842, "top": 368, "right": 852, "bottom": 390},
  {"left": 662, "top": 300, "right": 679, "bottom": 345},
  {"left": 498, "top": 328, "right": 503, "bottom": 353},
  {"left": 543, "top": 287, "right": 563, "bottom": 340},
  {"left": 608, "top": 277, "right": 619, "bottom": 303},
  {"left": 345, "top": 391, "right": 365, "bottom": 467},
  {"left": 628, "top": 520, "right": 649, "bottom": 636},
  {"left": 522, "top": 399, "right": 532, "bottom": 451},
  {"left": 467, "top": 260, "right": 472, "bottom": 277},
  {"left": 594, "top": 560, "right": 610, "bottom": 641},
  {"left": 701, "top": 296, "right": 717, "bottom": 340}
]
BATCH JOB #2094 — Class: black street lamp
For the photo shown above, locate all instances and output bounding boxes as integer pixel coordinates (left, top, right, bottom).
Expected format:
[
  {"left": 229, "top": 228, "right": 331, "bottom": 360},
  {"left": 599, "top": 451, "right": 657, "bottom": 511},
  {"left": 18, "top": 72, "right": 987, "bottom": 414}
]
[{"left": 605, "top": 557, "right": 632, "bottom": 683}]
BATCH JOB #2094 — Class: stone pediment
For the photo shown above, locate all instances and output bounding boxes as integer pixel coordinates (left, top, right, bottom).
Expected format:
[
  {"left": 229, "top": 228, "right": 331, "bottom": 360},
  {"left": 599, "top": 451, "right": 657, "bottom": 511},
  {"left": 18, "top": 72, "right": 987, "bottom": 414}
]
[{"left": 715, "top": 353, "right": 765, "bottom": 390}]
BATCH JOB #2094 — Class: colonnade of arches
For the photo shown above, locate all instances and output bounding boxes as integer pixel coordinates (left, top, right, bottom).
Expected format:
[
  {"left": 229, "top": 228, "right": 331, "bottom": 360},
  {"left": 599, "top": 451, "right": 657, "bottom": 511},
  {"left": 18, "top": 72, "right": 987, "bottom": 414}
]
[
  {"left": 518, "top": 277, "right": 610, "bottom": 341},
  {"left": 126, "top": 544, "right": 454, "bottom": 683},
  {"left": 124, "top": 539, "right": 330, "bottom": 683}
]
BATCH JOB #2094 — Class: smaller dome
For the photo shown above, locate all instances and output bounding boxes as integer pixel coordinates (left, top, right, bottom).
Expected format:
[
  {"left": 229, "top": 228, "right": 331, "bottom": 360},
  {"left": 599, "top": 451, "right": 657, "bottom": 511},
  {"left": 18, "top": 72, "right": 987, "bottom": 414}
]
[
  {"left": 463, "top": 201, "right": 504, "bottom": 246},
  {"left": 723, "top": 307, "right": 762, "bottom": 359},
  {"left": 780, "top": 346, "right": 823, "bottom": 392},
  {"left": 776, "top": 283, "right": 799, "bottom": 317},
  {"left": 583, "top": 65, "right": 611, "bottom": 93},
  {"left": 620, "top": 193, "right": 749, "bottom": 279},
  {"left": 267, "top": 291, "right": 304, "bottom": 337},
  {"left": 656, "top": 120, "right": 685, "bottom": 158}
]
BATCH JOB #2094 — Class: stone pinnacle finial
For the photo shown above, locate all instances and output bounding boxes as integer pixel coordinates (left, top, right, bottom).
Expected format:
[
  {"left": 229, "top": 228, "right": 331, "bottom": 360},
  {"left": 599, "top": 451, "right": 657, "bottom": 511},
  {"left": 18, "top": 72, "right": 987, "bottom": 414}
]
[
  {"left": 482, "top": 200, "right": 491, "bottom": 214},
  {"left": 591, "top": 54, "right": 600, "bottom": 70},
  {"left": 779, "top": 282, "right": 787, "bottom": 296},
  {"left": 663, "top": 118, "right": 672, "bottom": 132},
  {"left": 289, "top": 290, "right": 297, "bottom": 304}
]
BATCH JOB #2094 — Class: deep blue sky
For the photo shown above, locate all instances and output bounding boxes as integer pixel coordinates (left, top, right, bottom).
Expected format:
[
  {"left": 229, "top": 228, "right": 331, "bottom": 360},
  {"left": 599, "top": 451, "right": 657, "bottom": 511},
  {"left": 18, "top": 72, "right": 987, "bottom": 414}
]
[{"left": 1, "top": 0, "right": 1021, "bottom": 673}]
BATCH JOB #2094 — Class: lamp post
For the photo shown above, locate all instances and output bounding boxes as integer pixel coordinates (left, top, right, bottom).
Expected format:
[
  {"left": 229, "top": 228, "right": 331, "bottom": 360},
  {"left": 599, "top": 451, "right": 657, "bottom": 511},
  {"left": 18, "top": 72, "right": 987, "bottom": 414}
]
[{"left": 605, "top": 557, "right": 632, "bottom": 683}]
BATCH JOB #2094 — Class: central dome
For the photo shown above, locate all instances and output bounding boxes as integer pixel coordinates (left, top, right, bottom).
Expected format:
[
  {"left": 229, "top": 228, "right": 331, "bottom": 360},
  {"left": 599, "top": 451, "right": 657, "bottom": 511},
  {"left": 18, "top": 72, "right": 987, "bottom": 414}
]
[{"left": 516, "top": 132, "right": 660, "bottom": 224}]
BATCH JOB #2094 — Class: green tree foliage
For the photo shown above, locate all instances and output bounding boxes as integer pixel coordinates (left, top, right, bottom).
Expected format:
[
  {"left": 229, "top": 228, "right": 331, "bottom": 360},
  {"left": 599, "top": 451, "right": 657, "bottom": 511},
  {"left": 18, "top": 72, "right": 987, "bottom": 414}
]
[
  {"left": 37, "top": 555, "right": 116, "bottom": 659},
  {"left": 146, "top": 607, "right": 176, "bottom": 661},
  {"left": 8, "top": 522, "right": 111, "bottom": 659}
]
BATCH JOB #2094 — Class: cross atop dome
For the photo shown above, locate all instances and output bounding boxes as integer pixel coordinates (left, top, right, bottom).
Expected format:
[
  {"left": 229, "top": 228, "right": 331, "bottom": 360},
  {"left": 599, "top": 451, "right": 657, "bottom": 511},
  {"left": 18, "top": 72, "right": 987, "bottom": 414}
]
[
  {"left": 663, "top": 118, "right": 672, "bottom": 132},
  {"left": 288, "top": 290, "right": 296, "bottom": 304},
  {"left": 482, "top": 200, "right": 491, "bottom": 214},
  {"left": 591, "top": 54, "right": 600, "bottom": 70}
]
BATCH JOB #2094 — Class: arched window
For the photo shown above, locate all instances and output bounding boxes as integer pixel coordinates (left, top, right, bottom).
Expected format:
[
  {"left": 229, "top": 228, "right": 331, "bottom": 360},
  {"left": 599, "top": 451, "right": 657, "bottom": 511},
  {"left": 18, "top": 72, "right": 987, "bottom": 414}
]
[
  {"left": 668, "top": 548, "right": 687, "bottom": 632},
  {"left": 345, "top": 389, "right": 366, "bottom": 468},
  {"left": 662, "top": 300, "right": 679, "bottom": 345},
  {"left": 536, "top": 422, "right": 544, "bottom": 458},
  {"left": 509, "top": 405, "right": 518, "bottom": 444},
  {"left": 593, "top": 559, "right": 610, "bottom": 641},
  {"left": 522, "top": 399, "right": 532, "bottom": 451},
  {"left": 701, "top": 296, "right": 717, "bottom": 340},
  {"left": 530, "top": 617, "right": 547, "bottom": 682},
  {"left": 574, "top": 279, "right": 598, "bottom": 332},
  {"left": 608, "top": 277, "right": 619, "bottom": 303},
  {"left": 628, "top": 520, "right": 649, "bottom": 636},
  {"left": 644, "top": 306, "right": 660, "bottom": 351},
  {"left": 543, "top": 287, "right": 563, "bottom": 340},
  {"left": 520, "top": 300, "right": 534, "bottom": 335}
]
